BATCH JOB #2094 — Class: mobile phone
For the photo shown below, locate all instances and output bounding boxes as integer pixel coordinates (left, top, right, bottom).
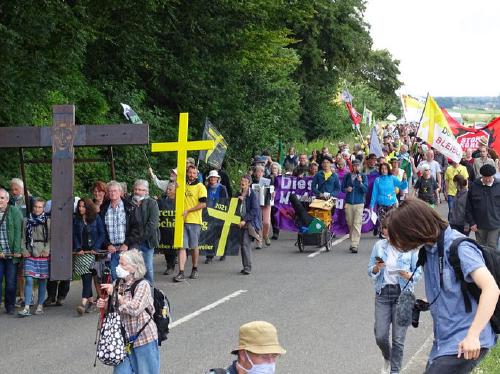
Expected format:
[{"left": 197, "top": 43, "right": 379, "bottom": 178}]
[{"left": 375, "top": 256, "right": 384, "bottom": 263}]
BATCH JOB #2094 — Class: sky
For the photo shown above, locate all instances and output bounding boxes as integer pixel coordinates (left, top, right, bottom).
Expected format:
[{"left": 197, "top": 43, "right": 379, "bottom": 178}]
[{"left": 364, "top": 0, "right": 500, "bottom": 97}]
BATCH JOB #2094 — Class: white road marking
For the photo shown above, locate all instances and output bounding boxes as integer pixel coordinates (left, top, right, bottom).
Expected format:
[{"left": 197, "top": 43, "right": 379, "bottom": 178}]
[
  {"left": 402, "top": 335, "right": 433, "bottom": 373},
  {"left": 169, "top": 289, "right": 248, "bottom": 329},
  {"left": 307, "top": 234, "right": 349, "bottom": 258}
]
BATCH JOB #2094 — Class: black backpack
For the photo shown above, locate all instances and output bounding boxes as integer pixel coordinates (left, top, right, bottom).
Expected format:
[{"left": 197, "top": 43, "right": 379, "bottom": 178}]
[
  {"left": 131, "top": 280, "right": 171, "bottom": 345},
  {"left": 448, "top": 238, "right": 500, "bottom": 334},
  {"left": 418, "top": 236, "right": 500, "bottom": 334}
]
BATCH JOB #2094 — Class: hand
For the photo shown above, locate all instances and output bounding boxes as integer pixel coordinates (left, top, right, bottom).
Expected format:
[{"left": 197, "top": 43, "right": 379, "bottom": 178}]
[
  {"left": 239, "top": 220, "right": 246, "bottom": 229},
  {"left": 117, "top": 294, "right": 124, "bottom": 305},
  {"left": 91, "top": 250, "right": 97, "bottom": 255},
  {"left": 238, "top": 196, "right": 245, "bottom": 201},
  {"left": 119, "top": 244, "right": 128, "bottom": 252},
  {"left": 148, "top": 167, "right": 153, "bottom": 176},
  {"left": 402, "top": 172, "right": 407, "bottom": 180},
  {"left": 22, "top": 251, "right": 30, "bottom": 258},
  {"left": 96, "top": 298, "right": 107, "bottom": 309},
  {"left": 100, "top": 283, "right": 114, "bottom": 296},
  {"left": 0, "top": 252, "right": 4, "bottom": 259},
  {"left": 357, "top": 175, "right": 362, "bottom": 182},
  {"left": 399, "top": 270, "right": 412, "bottom": 281},
  {"left": 13, "top": 253, "right": 22, "bottom": 258},
  {"left": 41, "top": 251, "right": 49, "bottom": 258},
  {"left": 107, "top": 245, "right": 117, "bottom": 253},
  {"left": 470, "top": 224, "right": 478, "bottom": 232},
  {"left": 77, "top": 250, "right": 84, "bottom": 255},
  {"left": 372, "top": 261, "right": 385, "bottom": 274},
  {"left": 458, "top": 334, "right": 481, "bottom": 360},
  {"left": 346, "top": 187, "right": 353, "bottom": 193},
  {"left": 183, "top": 210, "right": 189, "bottom": 219}
]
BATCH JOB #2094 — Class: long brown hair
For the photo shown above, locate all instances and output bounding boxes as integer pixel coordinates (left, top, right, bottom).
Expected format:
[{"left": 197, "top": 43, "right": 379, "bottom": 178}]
[
  {"left": 76, "top": 198, "right": 98, "bottom": 223},
  {"left": 387, "top": 198, "right": 448, "bottom": 251}
]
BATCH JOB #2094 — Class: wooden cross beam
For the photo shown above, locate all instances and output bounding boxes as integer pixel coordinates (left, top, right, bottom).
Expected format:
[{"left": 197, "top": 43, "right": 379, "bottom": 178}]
[
  {"left": 0, "top": 105, "right": 149, "bottom": 279},
  {"left": 207, "top": 198, "right": 241, "bottom": 256},
  {"left": 151, "top": 113, "right": 215, "bottom": 248}
]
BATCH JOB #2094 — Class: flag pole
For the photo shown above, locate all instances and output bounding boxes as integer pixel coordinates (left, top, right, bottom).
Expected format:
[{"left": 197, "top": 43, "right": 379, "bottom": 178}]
[{"left": 415, "top": 92, "right": 429, "bottom": 138}]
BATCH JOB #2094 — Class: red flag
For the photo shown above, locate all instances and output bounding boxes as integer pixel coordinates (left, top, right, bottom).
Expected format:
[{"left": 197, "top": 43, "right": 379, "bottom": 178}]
[{"left": 345, "top": 102, "right": 361, "bottom": 125}]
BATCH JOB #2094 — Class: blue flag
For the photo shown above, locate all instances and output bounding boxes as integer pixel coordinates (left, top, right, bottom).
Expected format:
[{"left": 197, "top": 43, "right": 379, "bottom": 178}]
[{"left": 369, "top": 125, "right": 383, "bottom": 157}]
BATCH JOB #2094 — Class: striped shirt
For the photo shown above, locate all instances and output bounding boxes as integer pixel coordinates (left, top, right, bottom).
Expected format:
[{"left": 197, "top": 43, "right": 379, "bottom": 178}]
[
  {"left": 105, "top": 201, "right": 126, "bottom": 245},
  {"left": 117, "top": 279, "right": 157, "bottom": 347},
  {"left": 0, "top": 211, "right": 10, "bottom": 254}
]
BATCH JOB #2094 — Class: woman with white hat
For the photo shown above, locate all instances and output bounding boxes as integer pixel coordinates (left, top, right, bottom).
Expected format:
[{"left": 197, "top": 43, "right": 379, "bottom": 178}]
[{"left": 205, "top": 170, "right": 229, "bottom": 264}]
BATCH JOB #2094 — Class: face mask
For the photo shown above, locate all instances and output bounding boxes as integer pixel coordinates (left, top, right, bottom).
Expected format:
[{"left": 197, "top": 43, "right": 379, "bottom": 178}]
[
  {"left": 133, "top": 195, "right": 146, "bottom": 202},
  {"left": 237, "top": 351, "right": 276, "bottom": 374},
  {"left": 115, "top": 265, "right": 130, "bottom": 279}
]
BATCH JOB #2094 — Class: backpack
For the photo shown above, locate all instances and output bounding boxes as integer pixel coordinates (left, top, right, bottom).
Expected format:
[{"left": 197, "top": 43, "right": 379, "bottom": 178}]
[
  {"left": 131, "top": 280, "right": 171, "bottom": 346},
  {"left": 448, "top": 238, "right": 500, "bottom": 334},
  {"left": 417, "top": 236, "right": 500, "bottom": 334}
]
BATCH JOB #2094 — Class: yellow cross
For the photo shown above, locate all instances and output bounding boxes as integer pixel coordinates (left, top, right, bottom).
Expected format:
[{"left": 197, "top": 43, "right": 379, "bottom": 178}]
[
  {"left": 207, "top": 198, "right": 241, "bottom": 256},
  {"left": 151, "top": 113, "right": 215, "bottom": 248}
]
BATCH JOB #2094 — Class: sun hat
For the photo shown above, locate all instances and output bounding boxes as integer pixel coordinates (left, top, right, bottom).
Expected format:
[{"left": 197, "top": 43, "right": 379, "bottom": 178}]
[
  {"left": 208, "top": 170, "right": 220, "bottom": 179},
  {"left": 231, "top": 321, "right": 286, "bottom": 355},
  {"left": 186, "top": 157, "right": 196, "bottom": 164}
]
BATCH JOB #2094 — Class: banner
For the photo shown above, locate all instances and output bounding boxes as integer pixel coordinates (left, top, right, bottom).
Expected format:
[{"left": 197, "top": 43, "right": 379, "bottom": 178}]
[
  {"left": 346, "top": 102, "right": 362, "bottom": 126},
  {"left": 156, "top": 198, "right": 240, "bottom": 256},
  {"left": 362, "top": 106, "right": 373, "bottom": 127},
  {"left": 400, "top": 94, "right": 425, "bottom": 123},
  {"left": 443, "top": 108, "right": 500, "bottom": 156},
  {"left": 369, "top": 125, "right": 383, "bottom": 157},
  {"left": 273, "top": 175, "right": 377, "bottom": 235},
  {"left": 198, "top": 118, "right": 228, "bottom": 169},
  {"left": 417, "top": 96, "right": 463, "bottom": 163}
]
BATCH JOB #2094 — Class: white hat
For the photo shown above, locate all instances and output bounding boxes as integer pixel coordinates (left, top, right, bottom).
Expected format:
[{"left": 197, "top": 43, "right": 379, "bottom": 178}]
[
  {"left": 170, "top": 168, "right": 177, "bottom": 175},
  {"left": 208, "top": 170, "right": 220, "bottom": 179}
]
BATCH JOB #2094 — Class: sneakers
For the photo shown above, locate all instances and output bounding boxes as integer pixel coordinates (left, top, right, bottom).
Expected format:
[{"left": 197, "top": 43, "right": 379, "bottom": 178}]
[
  {"left": 349, "top": 246, "right": 358, "bottom": 254},
  {"left": 265, "top": 238, "right": 271, "bottom": 246},
  {"left": 173, "top": 272, "right": 185, "bottom": 282},
  {"left": 55, "top": 299, "right": 64, "bottom": 306},
  {"left": 18, "top": 308, "right": 32, "bottom": 318},
  {"left": 76, "top": 305, "right": 85, "bottom": 316},
  {"left": 204, "top": 257, "right": 213, "bottom": 264},
  {"left": 15, "top": 297, "right": 24, "bottom": 308},
  {"left": 219, "top": 255, "right": 226, "bottom": 262},
  {"left": 271, "top": 234, "right": 279, "bottom": 240},
  {"left": 163, "top": 267, "right": 175, "bottom": 275},
  {"left": 240, "top": 268, "right": 251, "bottom": 275},
  {"left": 34, "top": 305, "right": 44, "bottom": 315},
  {"left": 43, "top": 298, "right": 56, "bottom": 307},
  {"left": 189, "top": 269, "right": 199, "bottom": 279},
  {"left": 85, "top": 301, "right": 94, "bottom": 313}
]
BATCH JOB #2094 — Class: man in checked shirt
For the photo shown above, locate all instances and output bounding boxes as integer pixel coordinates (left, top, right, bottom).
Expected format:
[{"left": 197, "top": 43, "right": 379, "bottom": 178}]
[{"left": 100, "top": 181, "right": 142, "bottom": 280}]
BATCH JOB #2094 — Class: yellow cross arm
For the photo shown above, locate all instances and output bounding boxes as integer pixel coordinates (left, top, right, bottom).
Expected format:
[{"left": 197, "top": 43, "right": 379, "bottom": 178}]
[
  {"left": 207, "top": 208, "right": 241, "bottom": 225},
  {"left": 151, "top": 140, "right": 215, "bottom": 153}
]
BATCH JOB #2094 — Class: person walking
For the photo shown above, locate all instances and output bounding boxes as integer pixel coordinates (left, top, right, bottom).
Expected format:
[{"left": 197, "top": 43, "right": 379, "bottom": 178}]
[
  {"left": 205, "top": 170, "right": 229, "bottom": 264},
  {"left": 73, "top": 198, "right": 105, "bottom": 315},
  {"left": 449, "top": 175, "right": 470, "bottom": 236},
  {"left": 157, "top": 182, "right": 178, "bottom": 275},
  {"left": 341, "top": 159, "right": 368, "bottom": 253},
  {"left": 18, "top": 199, "right": 50, "bottom": 317},
  {"left": 97, "top": 249, "right": 159, "bottom": 374},
  {"left": 368, "top": 220, "right": 422, "bottom": 374}
]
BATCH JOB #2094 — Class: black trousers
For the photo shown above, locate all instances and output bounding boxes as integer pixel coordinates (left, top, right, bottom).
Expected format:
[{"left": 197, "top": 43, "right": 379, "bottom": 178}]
[
  {"left": 46, "top": 280, "right": 70, "bottom": 301},
  {"left": 164, "top": 252, "right": 176, "bottom": 269}
]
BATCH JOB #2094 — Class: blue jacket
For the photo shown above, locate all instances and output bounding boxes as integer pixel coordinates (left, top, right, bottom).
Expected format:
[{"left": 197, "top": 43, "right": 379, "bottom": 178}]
[
  {"left": 370, "top": 175, "right": 408, "bottom": 208},
  {"left": 341, "top": 172, "right": 368, "bottom": 205},
  {"left": 73, "top": 215, "right": 105, "bottom": 251},
  {"left": 311, "top": 170, "right": 340, "bottom": 197},
  {"left": 367, "top": 239, "right": 422, "bottom": 294},
  {"left": 236, "top": 189, "right": 262, "bottom": 231}
]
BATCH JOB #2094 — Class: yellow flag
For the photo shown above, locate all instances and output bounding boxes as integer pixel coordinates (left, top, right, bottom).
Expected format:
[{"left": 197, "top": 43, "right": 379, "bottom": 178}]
[
  {"left": 417, "top": 96, "right": 462, "bottom": 163},
  {"left": 400, "top": 94, "right": 425, "bottom": 123}
]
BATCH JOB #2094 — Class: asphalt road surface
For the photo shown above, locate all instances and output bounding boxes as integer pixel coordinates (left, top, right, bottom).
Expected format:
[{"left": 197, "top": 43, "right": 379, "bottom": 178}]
[{"left": 0, "top": 210, "right": 444, "bottom": 374}]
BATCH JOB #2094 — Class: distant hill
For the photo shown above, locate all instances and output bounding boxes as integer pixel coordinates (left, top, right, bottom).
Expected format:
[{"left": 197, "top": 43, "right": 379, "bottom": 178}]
[{"left": 435, "top": 96, "right": 500, "bottom": 110}]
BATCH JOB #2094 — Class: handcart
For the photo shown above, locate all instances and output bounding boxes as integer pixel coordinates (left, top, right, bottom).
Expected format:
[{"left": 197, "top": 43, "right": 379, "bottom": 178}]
[{"left": 291, "top": 195, "right": 336, "bottom": 253}]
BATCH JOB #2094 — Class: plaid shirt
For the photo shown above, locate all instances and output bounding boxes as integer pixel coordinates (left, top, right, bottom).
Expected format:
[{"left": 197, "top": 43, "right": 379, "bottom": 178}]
[
  {"left": 117, "top": 278, "right": 157, "bottom": 347},
  {"left": 0, "top": 211, "right": 10, "bottom": 254},
  {"left": 105, "top": 201, "right": 126, "bottom": 245}
]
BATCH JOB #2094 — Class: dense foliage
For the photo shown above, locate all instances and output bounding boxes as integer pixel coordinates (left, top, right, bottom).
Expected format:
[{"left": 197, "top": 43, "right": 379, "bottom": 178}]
[{"left": 0, "top": 0, "right": 401, "bottom": 198}]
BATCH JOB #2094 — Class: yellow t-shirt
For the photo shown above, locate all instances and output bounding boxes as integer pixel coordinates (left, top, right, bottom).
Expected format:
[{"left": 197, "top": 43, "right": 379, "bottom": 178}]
[
  {"left": 445, "top": 165, "right": 468, "bottom": 197},
  {"left": 184, "top": 182, "right": 207, "bottom": 224}
]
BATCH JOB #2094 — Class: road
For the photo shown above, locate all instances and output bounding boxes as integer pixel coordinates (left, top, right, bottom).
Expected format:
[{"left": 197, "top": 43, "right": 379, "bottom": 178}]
[{"left": 0, "top": 214, "right": 440, "bottom": 374}]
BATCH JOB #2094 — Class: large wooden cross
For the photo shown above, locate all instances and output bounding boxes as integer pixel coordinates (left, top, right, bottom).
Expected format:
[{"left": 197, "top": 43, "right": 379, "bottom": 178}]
[
  {"left": 151, "top": 113, "right": 214, "bottom": 248},
  {"left": 0, "top": 105, "right": 149, "bottom": 279}
]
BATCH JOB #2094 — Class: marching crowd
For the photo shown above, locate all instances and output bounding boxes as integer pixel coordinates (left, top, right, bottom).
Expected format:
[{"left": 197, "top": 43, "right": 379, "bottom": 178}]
[{"left": 1, "top": 122, "right": 500, "bottom": 373}]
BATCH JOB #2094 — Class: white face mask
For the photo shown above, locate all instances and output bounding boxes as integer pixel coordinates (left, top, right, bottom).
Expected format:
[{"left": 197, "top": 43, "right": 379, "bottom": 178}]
[
  {"left": 133, "top": 195, "right": 146, "bottom": 202},
  {"left": 237, "top": 351, "right": 276, "bottom": 374},
  {"left": 115, "top": 265, "right": 130, "bottom": 279}
]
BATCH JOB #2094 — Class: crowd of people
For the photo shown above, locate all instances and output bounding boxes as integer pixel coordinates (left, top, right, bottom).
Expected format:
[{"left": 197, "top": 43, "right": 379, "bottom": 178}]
[{"left": 1, "top": 122, "right": 500, "bottom": 373}]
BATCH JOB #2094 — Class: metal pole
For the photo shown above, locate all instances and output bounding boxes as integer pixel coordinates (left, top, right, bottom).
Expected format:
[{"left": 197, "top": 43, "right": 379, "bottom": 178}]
[{"left": 109, "top": 146, "right": 116, "bottom": 180}]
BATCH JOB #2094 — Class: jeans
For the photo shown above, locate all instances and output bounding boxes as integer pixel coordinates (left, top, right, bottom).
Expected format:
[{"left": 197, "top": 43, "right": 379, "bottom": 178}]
[
  {"left": 110, "top": 252, "right": 120, "bottom": 281},
  {"left": 140, "top": 244, "right": 154, "bottom": 284},
  {"left": 447, "top": 195, "right": 455, "bottom": 220},
  {"left": 374, "top": 284, "right": 408, "bottom": 374},
  {"left": 0, "top": 259, "right": 18, "bottom": 312},
  {"left": 24, "top": 276, "right": 47, "bottom": 306},
  {"left": 425, "top": 348, "right": 488, "bottom": 374},
  {"left": 114, "top": 340, "right": 160, "bottom": 374},
  {"left": 81, "top": 273, "right": 93, "bottom": 299},
  {"left": 240, "top": 228, "right": 252, "bottom": 272}
]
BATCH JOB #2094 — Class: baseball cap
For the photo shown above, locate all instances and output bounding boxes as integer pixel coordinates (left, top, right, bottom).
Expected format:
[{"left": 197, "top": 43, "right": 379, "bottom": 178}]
[{"left": 231, "top": 321, "right": 286, "bottom": 355}]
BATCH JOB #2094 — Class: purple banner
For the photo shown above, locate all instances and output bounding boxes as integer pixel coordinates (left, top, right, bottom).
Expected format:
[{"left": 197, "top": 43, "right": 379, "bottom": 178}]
[{"left": 273, "top": 174, "right": 378, "bottom": 234}]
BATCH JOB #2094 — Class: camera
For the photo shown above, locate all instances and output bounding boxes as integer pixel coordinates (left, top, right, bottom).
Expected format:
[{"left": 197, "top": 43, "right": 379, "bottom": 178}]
[{"left": 412, "top": 299, "right": 430, "bottom": 328}]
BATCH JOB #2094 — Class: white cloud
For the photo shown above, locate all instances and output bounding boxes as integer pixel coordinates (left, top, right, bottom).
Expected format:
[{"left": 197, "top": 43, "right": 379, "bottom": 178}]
[{"left": 364, "top": 0, "right": 500, "bottom": 96}]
